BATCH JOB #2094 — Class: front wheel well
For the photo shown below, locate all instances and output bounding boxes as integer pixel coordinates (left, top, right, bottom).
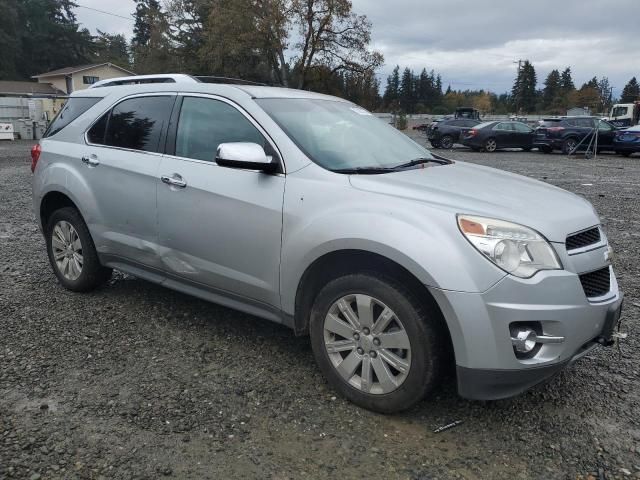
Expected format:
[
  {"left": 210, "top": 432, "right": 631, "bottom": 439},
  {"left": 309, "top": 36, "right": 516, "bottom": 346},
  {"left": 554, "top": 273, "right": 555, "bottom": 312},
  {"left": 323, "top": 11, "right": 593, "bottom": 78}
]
[
  {"left": 293, "top": 250, "right": 452, "bottom": 349},
  {"left": 40, "top": 191, "right": 78, "bottom": 228}
]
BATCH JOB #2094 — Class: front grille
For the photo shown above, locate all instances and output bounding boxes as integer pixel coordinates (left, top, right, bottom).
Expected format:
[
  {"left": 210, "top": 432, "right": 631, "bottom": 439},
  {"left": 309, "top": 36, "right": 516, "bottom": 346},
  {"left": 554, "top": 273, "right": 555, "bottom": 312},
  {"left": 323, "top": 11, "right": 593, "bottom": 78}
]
[
  {"left": 579, "top": 267, "right": 611, "bottom": 298},
  {"left": 566, "top": 227, "right": 601, "bottom": 251}
]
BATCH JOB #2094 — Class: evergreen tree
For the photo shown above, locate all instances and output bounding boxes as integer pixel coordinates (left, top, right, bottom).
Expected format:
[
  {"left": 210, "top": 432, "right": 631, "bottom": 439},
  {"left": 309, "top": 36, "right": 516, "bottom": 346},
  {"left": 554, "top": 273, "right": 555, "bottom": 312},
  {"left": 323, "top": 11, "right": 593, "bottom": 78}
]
[
  {"left": 383, "top": 66, "right": 400, "bottom": 108},
  {"left": 512, "top": 60, "right": 537, "bottom": 113},
  {"left": 620, "top": 77, "right": 640, "bottom": 102},
  {"left": 399, "top": 67, "right": 414, "bottom": 112},
  {"left": 132, "top": 0, "right": 175, "bottom": 73},
  {"left": 542, "top": 69, "right": 561, "bottom": 111},
  {"left": 560, "top": 67, "right": 575, "bottom": 92},
  {"left": 93, "top": 31, "right": 130, "bottom": 67}
]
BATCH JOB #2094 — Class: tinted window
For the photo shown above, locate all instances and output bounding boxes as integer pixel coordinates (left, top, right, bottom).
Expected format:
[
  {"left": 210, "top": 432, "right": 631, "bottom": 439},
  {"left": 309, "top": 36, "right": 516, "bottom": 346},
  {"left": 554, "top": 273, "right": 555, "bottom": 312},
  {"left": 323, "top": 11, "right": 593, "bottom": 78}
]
[
  {"left": 539, "top": 120, "right": 562, "bottom": 127},
  {"left": 175, "top": 97, "right": 266, "bottom": 161},
  {"left": 44, "top": 97, "right": 102, "bottom": 137},
  {"left": 474, "top": 122, "right": 495, "bottom": 129},
  {"left": 464, "top": 120, "right": 480, "bottom": 127},
  {"left": 513, "top": 122, "right": 532, "bottom": 133},
  {"left": 87, "top": 113, "right": 108, "bottom": 144},
  {"left": 598, "top": 121, "right": 613, "bottom": 131},
  {"left": 576, "top": 118, "right": 595, "bottom": 128},
  {"left": 105, "top": 96, "right": 174, "bottom": 153},
  {"left": 495, "top": 123, "right": 514, "bottom": 131}
]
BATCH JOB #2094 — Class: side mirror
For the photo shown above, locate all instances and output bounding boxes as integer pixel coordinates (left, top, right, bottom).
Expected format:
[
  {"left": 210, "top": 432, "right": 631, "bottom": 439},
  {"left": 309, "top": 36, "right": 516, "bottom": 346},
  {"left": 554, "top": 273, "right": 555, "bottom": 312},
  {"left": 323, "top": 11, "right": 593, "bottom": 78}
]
[{"left": 216, "top": 142, "right": 278, "bottom": 173}]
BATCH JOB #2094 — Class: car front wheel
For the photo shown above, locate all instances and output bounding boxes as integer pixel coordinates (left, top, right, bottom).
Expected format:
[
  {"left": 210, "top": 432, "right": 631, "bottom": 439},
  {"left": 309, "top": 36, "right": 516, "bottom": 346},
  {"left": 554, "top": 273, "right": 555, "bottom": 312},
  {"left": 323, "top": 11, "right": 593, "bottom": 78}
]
[{"left": 309, "top": 273, "right": 445, "bottom": 413}]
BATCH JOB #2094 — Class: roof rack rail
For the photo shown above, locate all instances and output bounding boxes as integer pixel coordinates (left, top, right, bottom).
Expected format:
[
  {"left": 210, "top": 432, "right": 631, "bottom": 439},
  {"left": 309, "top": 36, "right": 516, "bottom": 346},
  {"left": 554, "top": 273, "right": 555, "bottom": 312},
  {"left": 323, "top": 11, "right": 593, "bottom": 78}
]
[
  {"left": 194, "top": 76, "right": 270, "bottom": 86},
  {"left": 89, "top": 74, "right": 199, "bottom": 89}
]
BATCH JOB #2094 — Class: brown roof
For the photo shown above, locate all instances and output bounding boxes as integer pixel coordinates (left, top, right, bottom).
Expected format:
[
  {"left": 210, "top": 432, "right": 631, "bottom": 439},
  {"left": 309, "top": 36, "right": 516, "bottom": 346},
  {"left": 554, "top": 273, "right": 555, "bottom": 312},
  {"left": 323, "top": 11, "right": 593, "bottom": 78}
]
[
  {"left": 0, "top": 81, "right": 66, "bottom": 96},
  {"left": 33, "top": 63, "right": 135, "bottom": 78}
]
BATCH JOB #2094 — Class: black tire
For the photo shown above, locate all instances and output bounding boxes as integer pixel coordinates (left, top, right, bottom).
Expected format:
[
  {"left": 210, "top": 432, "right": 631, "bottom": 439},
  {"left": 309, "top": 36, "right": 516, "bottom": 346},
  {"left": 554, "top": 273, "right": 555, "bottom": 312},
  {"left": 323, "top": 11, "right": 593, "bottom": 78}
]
[
  {"left": 439, "top": 135, "right": 454, "bottom": 149},
  {"left": 470, "top": 147, "right": 480, "bottom": 152},
  {"left": 562, "top": 137, "right": 578, "bottom": 155},
  {"left": 430, "top": 140, "right": 441, "bottom": 149},
  {"left": 483, "top": 138, "right": 497, "bottom": 152},
  {"left": 617, "top": 151, "right": 632, "bottom": 157},
  {"left": 522, "top": 147, "right": 532, "bottom": 152},
  {"left": 540, "top": 146, "right": 553, "bottom": 154},
  {"left": 309, "top": 273, "right": 445, "bottom": 413},
  {"left": 45, "top": 207, "right": 112, "bottom": 292}
]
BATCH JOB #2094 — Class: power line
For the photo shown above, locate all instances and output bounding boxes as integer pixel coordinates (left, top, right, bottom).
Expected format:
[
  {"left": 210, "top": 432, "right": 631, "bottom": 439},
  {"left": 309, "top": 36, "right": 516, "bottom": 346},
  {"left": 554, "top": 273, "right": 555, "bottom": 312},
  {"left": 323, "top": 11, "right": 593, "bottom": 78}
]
[{"left": 75, "top": 4, "right": 135, "bottom": 22}]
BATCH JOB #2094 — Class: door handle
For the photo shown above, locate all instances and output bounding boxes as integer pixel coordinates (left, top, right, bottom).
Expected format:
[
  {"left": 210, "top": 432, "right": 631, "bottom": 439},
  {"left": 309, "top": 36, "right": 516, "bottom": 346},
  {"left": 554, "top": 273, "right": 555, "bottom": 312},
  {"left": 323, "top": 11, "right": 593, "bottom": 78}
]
[
  {"left": 161, "top": 174, "right": 187, "bottom": 188},
  {"left": 81, "top": 155, "right": 100, "bottom": 167}
]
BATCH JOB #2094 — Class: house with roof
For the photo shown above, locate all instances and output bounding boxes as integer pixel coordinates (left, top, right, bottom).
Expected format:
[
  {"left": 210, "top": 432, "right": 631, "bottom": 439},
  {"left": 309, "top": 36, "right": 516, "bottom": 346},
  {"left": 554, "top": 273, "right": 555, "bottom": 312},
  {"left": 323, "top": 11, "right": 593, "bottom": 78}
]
[{"left": 32, "top": 63, "right": 135, "bottom": 94}]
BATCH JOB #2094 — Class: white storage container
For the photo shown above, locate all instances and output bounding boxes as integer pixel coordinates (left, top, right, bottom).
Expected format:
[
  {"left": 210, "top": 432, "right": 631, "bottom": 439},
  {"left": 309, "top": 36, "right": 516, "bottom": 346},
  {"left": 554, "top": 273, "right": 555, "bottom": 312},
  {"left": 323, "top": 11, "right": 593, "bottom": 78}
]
[{"left": 0, "top": 123, "right": 14, "bottom": 141}]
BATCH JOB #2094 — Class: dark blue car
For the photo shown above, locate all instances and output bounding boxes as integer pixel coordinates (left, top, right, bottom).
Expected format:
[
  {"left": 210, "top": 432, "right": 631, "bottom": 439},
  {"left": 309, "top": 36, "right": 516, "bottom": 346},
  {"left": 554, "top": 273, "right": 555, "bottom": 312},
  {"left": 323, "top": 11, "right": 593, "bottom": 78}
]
[{"left": 614, "top": 125, "right": 640, "bottom": 157}]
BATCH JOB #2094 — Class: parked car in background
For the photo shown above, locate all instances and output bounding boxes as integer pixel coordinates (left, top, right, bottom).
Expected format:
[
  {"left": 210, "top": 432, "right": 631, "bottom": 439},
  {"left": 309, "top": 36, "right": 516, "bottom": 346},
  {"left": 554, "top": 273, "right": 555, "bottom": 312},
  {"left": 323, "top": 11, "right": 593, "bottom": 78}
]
[
  {"left": 613, "top": 125, "right": 640, "bottom": 156},
  {"left": 427, "top": 118, "right": 481, "bottom": 148},
  {"left": 461, "top": 121, "right": 535, "bottom": 152},
  {"left": 534, "top": 117, "right": 618, "bottom": 154}
]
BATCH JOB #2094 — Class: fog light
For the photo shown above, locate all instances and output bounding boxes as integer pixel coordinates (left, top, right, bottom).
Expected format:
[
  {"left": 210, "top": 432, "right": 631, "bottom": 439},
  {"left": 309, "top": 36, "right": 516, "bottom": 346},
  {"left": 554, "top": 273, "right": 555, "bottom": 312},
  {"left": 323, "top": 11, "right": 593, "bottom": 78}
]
[{"left": 512, "top": 328, "right": 537, "bottom": 353}]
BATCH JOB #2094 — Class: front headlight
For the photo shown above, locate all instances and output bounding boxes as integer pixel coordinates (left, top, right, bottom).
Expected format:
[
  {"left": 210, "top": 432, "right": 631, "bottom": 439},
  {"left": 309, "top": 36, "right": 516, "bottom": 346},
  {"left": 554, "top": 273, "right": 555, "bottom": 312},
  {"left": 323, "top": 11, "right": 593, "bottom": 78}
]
[{"left": 457, "top": 215, "right": 562, "bottom": 278}]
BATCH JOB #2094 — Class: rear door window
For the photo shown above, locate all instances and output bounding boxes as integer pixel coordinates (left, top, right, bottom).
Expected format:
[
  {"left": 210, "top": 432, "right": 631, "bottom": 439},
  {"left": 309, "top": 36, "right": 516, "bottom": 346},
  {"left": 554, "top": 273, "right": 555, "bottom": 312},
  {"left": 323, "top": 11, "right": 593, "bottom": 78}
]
[
  {"left": 44, "top": 97, "right": 102, "bottom": 137},
  {"left": 104, "top": 96, "right": 174, "bottom": 153}
]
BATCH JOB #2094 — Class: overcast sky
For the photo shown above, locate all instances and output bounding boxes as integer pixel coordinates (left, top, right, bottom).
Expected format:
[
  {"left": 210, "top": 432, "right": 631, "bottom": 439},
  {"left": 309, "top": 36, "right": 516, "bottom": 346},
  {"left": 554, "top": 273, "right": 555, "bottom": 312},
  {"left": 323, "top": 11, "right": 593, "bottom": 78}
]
[{"left": 74, "top": 0, "right": 639, "bottom": 95}]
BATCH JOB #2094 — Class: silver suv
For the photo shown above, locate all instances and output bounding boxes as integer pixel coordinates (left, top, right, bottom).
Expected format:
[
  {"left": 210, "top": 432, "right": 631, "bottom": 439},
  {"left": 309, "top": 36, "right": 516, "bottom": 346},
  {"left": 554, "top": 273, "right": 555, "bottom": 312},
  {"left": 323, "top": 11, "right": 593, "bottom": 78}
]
[{"left": 31, "top": 75, "right": 623, "bottom": 413}]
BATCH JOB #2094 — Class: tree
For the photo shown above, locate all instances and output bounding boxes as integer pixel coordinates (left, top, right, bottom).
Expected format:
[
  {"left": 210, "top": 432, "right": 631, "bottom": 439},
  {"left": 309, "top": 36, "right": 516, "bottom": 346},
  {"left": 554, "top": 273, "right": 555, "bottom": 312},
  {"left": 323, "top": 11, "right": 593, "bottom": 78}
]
[
  {"left": 383, "top": 66, "right": 400, "bottom": 108},
  {"left": 0, "top": 0, "right": 95, "bottom": 80},
  {"left": 542, "top": 69, "right": 561, "bottom": 111},
  {"left": 620, "top": 77, "right": 640, "bottom": 102},
  {"left": 93, "top": 31, "right": 130, "bottom": 67},
  {"left": 291, "top": 0, "right": 383, "bottom": 89},
  {"left": 574, "top": 78, "right": 600, "bottom": 111},
  {"left": 512, "top": 60, "right": 537, "bottom": 113},
  {"left": 560, "top": 67, "right": 575, "bottom": 92},
  {"left": 132, "top": 0, "right": 176, "bottom": 73},
  {"left": 398, "top": 67, "right": 413, "bottom": 112},
  {"left": 597, "top": 77, "right": 613, "bottom": 113}
]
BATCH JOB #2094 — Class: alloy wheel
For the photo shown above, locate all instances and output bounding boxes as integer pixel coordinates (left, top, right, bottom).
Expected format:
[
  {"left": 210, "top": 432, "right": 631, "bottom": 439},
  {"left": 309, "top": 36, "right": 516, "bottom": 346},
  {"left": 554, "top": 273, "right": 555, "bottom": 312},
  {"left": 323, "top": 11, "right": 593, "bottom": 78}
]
[
  {"left": 485, "top": 139, "right": 497, "bottom": 152},
  {"left": 440, "top": 135, "right": 453, "bottom": 149},
  {"left": 51, "top": 220, "right": 83, "bottom": 281},
  {"left": 323, "top": 294, "right": 412, "bottom": 395}
]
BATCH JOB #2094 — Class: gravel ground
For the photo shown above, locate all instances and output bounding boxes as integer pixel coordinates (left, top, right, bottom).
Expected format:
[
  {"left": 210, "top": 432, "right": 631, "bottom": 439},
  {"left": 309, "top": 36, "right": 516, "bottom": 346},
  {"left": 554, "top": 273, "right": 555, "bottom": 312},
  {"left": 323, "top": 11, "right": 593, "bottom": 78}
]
[{"left": 1, "top": 138, "right": 639, "bottom": 480}]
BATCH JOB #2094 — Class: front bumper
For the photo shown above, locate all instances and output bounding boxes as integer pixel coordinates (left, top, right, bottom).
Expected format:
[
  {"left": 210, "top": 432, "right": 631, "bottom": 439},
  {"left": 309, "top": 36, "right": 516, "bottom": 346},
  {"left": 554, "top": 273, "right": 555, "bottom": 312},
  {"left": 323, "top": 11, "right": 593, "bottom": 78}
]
[
  {"left": 456, "top": 297, "right": 623, "bottom": 400},
  {"left": 429, "top": 260, "right": 623, "bottom": 400}
]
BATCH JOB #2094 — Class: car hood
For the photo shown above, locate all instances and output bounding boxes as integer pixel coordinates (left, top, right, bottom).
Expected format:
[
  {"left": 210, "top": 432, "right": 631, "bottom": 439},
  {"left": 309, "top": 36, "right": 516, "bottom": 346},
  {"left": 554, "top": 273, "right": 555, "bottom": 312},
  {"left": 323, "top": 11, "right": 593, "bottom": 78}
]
[{"left": 348, "top": 161, "right": 599, "bottom": 242}]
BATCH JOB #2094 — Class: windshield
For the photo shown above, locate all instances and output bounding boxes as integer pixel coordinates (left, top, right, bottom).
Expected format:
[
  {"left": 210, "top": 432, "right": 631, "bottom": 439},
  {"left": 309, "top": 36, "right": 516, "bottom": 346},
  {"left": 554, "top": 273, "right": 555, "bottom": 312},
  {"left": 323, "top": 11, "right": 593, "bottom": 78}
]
[
  {"left": 612, "top": 106, "right": 628, "bottom": 117},
  {"left": 257, "top": 98, "right": 432, "bottom": 171}
]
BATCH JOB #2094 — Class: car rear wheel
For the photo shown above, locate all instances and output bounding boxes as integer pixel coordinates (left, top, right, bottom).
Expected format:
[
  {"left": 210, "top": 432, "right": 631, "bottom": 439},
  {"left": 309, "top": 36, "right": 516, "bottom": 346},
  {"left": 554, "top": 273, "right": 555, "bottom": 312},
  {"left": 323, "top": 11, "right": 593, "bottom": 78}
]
[
  {"left": 45, "top": 207, "right": 112, "bottom": 292},
  {"left": 430, "top": 140, "right": 441, "bottom": 148},
  {"left": 562, "top": 138, "right": 578, "bottom": 155},
  {"left": 309, "top": 273, "right": 445, "bottom": 413},
  {"left": 439, "top": 135, "right": 454, "bottom": 149},
  {"left": 483, "top": 138, "right": 497, "bottom": 152}
]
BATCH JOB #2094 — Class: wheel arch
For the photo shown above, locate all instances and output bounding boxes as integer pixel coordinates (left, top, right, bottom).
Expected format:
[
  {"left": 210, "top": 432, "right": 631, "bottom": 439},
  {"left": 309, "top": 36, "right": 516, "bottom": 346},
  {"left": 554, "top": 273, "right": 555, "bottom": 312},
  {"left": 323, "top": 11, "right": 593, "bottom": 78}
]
[
  {"left": 40, "top": 191, "right": 81, "bottom": 229},
  {"left": 292, "top": 249, "right": 453, "bottom": 355}
]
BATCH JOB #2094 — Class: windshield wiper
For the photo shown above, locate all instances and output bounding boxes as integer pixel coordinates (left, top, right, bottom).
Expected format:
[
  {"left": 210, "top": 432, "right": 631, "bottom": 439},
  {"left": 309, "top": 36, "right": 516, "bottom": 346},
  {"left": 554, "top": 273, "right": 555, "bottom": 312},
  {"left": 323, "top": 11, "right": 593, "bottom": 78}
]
[
  {"left": 331, "top": 166, "right": 398, "bottom": 174},
  {"left": 392, "top": 156, "right": 451, "bottom": 170}
]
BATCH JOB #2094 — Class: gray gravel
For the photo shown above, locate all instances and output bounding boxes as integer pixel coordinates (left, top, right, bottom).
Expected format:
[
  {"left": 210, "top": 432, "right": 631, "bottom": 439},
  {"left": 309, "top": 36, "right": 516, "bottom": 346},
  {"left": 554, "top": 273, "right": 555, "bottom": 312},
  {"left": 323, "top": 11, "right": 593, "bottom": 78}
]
[{"left": 1, "top": 138, "right": 639, "bottom": 480}]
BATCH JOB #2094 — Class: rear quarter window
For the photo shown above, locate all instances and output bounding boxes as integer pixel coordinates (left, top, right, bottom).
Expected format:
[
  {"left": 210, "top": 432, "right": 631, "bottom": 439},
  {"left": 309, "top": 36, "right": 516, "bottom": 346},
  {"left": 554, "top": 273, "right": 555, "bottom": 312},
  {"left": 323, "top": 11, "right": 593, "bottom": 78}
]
[{"left": 44, "top": 97, "right": 102, "bottom": 138}]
